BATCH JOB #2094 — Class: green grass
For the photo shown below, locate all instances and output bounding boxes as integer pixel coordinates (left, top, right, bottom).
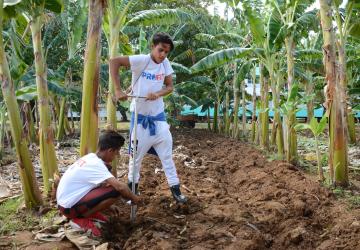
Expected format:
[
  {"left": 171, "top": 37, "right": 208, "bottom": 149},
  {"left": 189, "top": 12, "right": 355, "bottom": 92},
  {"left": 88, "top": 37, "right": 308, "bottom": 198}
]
[
  {"left": 0, "top": 196, "right": 38, "bottom": 234},
  {"left": 329, "top": 186, "right": 360, "bottom": 209},
  {"left": 348, "top": 196, "right": 360, "bottom": 209},
  {"left": 0, "top": 196, "right": 59, "bottom": 235}
]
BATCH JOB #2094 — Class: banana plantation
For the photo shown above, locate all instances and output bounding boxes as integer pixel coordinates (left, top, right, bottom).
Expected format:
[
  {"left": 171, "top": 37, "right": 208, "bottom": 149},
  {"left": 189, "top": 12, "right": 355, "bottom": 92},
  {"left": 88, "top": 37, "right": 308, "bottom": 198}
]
[{"left": 0, "top": 0, "right": 360, "bottom": 249}]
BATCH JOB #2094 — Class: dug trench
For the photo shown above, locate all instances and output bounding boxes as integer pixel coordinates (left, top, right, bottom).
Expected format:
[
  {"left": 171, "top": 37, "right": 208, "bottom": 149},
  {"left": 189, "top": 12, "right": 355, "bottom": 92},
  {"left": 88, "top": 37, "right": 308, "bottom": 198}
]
[{"left": 101, "top": 129, "right": 360, "bottom": 250}]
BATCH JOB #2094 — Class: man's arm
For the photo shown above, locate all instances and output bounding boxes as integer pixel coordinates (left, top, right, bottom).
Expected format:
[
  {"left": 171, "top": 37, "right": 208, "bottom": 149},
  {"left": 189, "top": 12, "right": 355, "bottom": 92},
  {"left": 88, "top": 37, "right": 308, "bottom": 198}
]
[
  {"left": 105, "top": 177, "right": 140, "bottom": 204},
  {"left": 146, "top": 75, "right": 174, "bottom": 100},
  {"left": 109, "top": 56, "right": 131, "bottom": 101}
]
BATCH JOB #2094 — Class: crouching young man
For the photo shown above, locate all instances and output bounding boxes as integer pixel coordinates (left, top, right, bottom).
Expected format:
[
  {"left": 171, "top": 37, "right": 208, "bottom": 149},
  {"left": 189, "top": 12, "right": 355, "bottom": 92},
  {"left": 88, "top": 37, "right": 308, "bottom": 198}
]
[{"left": 56, "top": 130, "right": 140, "bottom": 237}]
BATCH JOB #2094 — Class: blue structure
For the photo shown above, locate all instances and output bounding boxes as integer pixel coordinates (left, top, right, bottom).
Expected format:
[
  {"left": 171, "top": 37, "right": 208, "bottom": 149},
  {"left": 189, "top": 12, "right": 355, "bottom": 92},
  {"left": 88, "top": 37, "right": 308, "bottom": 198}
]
[{"left": 181, "top": 105, "right": 326, "bottom": 119}]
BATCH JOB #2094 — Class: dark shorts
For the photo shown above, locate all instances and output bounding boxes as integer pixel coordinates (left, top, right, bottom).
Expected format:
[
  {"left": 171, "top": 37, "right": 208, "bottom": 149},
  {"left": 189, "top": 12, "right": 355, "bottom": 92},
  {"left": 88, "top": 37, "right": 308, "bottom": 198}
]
[{"left": 58, "top": 186, "right": 120, "bottom": 219}]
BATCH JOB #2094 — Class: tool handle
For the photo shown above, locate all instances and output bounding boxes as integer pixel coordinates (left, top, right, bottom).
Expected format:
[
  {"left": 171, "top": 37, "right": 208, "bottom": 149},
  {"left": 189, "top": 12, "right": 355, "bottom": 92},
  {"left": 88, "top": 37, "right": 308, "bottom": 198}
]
[{"left": 127, "top": 95, "right": 147, "bottom": 99}]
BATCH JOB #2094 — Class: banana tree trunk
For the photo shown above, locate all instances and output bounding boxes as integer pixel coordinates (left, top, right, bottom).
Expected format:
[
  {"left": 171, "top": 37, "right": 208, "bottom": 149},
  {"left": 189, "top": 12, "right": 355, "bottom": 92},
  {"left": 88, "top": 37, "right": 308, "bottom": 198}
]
[
  {"left": 260, "top": 66, "right": 269, "bottom": 148},
  {"left": 0, "top": 4, "right": 43, "bottom": 207},
  {"left": 251, "top": 66, "right": 256, "bottom": 142},
  {"left": 285, "top": 36, "right": 297, "bottom": 163},
  {"left": 337, "top": 42, "right": 356, "bottom": 144},
  {"left": 64, "top": 114, "right": 71, "bottom": 134},
  {"left": 213, "top": 101, "right": 218, "bottom": 133},
  {"left": 334, "top": 4, "right": 356, "bottom": 144},
  {"left": 69, "top": 104, "right": 75, "bottom": 132},
  {"left": 0, "top": 107, "right": 5, "bottom": 159},
  {"left": 21, "top": 103, "right": 31, "bottom": 143},
  {"left": 319, "top": 0, "right": 348, "bottom": 186},
  {"left": 232, "top": 74, "right": 240, "bottom": 138},
  {"left": 241, "top": 80, "right": 246, "bottom": 138},
  {"left": 207, "top": 107, "right": 211, "bottom": 131},
  {"left": 106, "top": 9, "right": 120, "bottom": 177},
  {"left": 305, "top": 78, "right": 314, "bottom": 123},
  {"left": 347, "top": 110, "right": 356, "bottom": 144},
  {"left": 106, "top": 15, "right": 118, "bottom": 131},
  {"left": 27, "top": 103, "right": 37, "bottom": 144},
  {"left": 53, "top": 95, "right": 60, "bottom": 135},
  {"left": 80, "top": 0, "right": 104, "bottom": 156},
  {"left": 30, "top": 16, "right": 59, "bottom": 195},
  {"left": 57, "top": 70, "right": 72, "bottom": 141},
  {"left": 276, "top": 78, "right": 284, "bottom": 158},
  {"left": 57, "top": 96, "right": 66, "bottom": 140},
  {"left": 224, "top": 87, "right": 230, "bottom": 135},
  {"left": 315, "top": 136, "right": 325, "bottom": 181},
  {"left": 270, "top": 74, "right": 284, "bottom": 158}
]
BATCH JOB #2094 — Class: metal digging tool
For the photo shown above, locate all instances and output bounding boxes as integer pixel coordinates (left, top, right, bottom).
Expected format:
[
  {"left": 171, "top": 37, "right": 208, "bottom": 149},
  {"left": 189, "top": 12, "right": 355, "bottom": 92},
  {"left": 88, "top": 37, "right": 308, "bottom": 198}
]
[{"left": 130, "top": 95, "right": 146, "bottom": 222}]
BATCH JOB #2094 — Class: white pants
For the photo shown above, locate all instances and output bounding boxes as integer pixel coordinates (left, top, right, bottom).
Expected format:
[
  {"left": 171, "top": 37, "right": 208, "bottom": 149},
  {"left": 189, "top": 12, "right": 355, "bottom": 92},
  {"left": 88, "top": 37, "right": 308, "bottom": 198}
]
[{"left": 128, "top": 122, "right": 180, "bottom": 187}]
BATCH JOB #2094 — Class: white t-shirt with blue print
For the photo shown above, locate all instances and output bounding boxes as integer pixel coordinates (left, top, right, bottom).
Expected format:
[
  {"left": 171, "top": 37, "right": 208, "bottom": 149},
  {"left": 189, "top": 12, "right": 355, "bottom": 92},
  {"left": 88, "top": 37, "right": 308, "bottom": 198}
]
[{"left": 129, "top": 54, "right": 174, "bottom": 117}]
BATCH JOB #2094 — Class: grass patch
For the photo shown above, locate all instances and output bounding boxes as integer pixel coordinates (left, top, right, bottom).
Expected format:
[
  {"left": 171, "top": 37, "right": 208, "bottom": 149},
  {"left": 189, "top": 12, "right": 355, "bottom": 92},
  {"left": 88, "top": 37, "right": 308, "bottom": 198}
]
[
  {"left": 0, "top": 196, "right": 41, "bottom": 235},
  {"left": 348, "top": 195, "right": 360, "bottom": 209},
  {"left": 329, "top": 186, "right": 360, "bottom": 209},
  {"left": 0, "top": 197, "right": 61, "bottom": 235},
  {"left": 40, "top": 208, "right": 59, "bottom": 227},
  {"left": 266, "top": 152, "right": 284, "bottom": 161}
]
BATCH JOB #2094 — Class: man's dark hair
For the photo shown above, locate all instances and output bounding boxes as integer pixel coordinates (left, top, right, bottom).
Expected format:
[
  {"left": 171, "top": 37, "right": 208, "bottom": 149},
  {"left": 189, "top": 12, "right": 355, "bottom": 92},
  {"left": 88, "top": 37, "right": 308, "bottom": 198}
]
[
  {"left": 98, "top": 130, "right": 125, "bottom": 151},
  {"left": 152, "top": 32, "right": 174, "bottom": 51}
]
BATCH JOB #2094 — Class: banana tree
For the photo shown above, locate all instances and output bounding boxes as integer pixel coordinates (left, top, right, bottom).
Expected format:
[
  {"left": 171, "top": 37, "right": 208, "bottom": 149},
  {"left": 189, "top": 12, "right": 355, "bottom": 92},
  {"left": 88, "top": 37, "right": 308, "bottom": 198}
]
[
  {"left": 319, "top": 0, "right": 348, "bottom": 186},
  {"left": 103, "top": 0, "right": 136, "bottom": 131},
  {"left": 271, "top": 67, "right": 285, "bottom": 156},
  {"left": 191, "top": 2, "right": 286, "bottom": 156},
  {"left": 270, "top": 0, "right": 319, "bottom": 163},
  {"left": 236, "top": 1, "right": 285, "bottom": 154},
  {"left": 251, "top": 64, "right": 257, "bottom": 142},
  {"left": 296, "top": 33, "right": 324, "bottom": 124},
  {"left": 57, "top": 0, "right": 87, "bottom": 141},
  {"left": 231, "top": 63, "right": 240, "bottom": 138},
  {"left": 20, "top": 0, "right": 63, "bottom": 194},
  {"left": 259, "top": 63, "right": 269, "bottom": 148},
  {"left": 1, "top": 0, "right": 43, "bottom": 207},
  {"left": 79, "top": 0, "right": 105, "bottom": 156},
  {"left": 294, "top": 114, "right": 328, "bottom": 181},
  {"left": 333, "top": 0, "right": 360, "bottom": 144},
  {"left": 0, "top": 103, "right": 6, "bottom": 159}
]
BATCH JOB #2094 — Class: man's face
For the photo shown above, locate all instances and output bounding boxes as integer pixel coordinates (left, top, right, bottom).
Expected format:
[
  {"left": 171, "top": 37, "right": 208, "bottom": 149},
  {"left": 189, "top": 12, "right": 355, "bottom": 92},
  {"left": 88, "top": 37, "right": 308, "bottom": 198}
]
[
  {"left": 151, "top": 42, "right": 171, "bottom": 63},
  {"left": 106, "top": 148, "right": 120, "bottom": 163}
]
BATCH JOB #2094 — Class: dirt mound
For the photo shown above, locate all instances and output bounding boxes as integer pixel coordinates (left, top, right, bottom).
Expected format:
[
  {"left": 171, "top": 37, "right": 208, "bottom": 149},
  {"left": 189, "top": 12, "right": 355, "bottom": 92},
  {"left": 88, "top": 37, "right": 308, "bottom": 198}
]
[{"left": 101, "top": 129, "right": 360, "bottom": 249}]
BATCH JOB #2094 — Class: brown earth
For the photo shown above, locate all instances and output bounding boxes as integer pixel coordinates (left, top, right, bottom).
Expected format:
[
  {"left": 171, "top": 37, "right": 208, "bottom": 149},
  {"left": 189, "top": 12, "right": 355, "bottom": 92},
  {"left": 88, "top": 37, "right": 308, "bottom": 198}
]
[
  {"left": 102, "top": 129, "right": 360, "bottom": 250},
  {"left": 1, "top": 128, "right": 360, "bottom": 249}
]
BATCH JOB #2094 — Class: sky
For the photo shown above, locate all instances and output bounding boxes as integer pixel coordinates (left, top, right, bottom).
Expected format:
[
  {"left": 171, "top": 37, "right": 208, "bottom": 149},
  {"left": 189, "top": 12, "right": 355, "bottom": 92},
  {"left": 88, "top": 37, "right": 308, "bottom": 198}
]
[
  {"left": 207, "top": 0, "right": 349, "bottom": 19},
  {"left": 206, "top": 0, "right": 234, "bottom": 19}
]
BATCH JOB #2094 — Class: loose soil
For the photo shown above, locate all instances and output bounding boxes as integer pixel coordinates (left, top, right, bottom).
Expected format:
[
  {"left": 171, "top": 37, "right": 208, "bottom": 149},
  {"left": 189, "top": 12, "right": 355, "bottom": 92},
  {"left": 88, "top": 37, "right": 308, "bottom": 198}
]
[
  {"left": 1, "top": 128, "right": 360, "bottom": 249},
  {"left": 104, "top": 129, "right": 360, "bottom": 250}
]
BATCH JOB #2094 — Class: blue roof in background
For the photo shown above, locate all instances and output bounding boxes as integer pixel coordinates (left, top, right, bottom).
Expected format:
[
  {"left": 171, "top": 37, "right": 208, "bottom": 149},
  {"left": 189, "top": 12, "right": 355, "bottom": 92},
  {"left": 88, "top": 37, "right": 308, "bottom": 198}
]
[
  {"left": 354, "top": 110, "right": 360, "bottom": 118},
  {"left": 181, "top": 105, "right": 253, "bottom": 117},
  {"left": 181, "top": 105, "right": 326, "bottom": 119}
]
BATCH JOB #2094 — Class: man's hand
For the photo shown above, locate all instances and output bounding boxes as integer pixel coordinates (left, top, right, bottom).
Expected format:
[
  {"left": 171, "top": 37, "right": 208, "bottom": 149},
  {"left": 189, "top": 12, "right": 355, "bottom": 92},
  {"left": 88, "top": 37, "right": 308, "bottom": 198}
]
[
  {"left": 109, "top": 205, "right": 121, "bottom": 217},
  {"left": 146, "top": 92, "right": 160, "bottom": 101},
  {"left": 114, "top": 89, "right": 128, "bottom": 103},
  {"left": 132, "top": 195, "right": 149, "bottom": 206},
  {"left": 131, "top": 195, "right": 143, "bottom": 205}
]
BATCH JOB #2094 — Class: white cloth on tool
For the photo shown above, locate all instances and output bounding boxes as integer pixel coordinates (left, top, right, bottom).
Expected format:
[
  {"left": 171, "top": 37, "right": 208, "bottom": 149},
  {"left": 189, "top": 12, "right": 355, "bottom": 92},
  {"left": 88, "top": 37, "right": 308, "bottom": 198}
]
[{"left": 127, "top": 54, "right": 179, "bottom": 187}]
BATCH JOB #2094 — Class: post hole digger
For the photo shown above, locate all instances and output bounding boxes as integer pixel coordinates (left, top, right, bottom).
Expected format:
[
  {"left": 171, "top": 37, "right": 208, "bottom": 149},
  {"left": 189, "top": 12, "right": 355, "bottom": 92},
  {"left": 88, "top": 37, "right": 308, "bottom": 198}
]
[{"left": 128, "top": 94, "right": 145, "bottom": 222}]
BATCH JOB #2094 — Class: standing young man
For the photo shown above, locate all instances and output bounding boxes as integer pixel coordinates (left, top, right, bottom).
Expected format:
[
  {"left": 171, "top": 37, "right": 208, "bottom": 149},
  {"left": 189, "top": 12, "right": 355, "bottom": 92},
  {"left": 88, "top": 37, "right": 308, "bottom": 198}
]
[{"left": 109, "top": 32, "right": 187, "bottom": 204}]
